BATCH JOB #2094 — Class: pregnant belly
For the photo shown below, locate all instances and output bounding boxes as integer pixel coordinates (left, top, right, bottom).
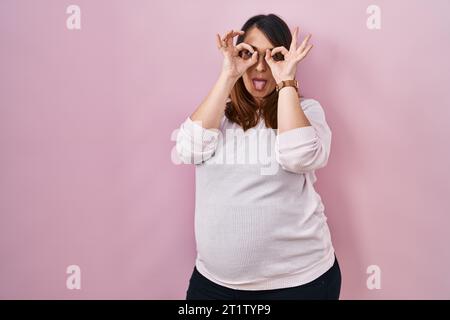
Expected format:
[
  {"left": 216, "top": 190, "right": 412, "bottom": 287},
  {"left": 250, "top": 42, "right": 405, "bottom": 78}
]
[{"left": 194, "top": 203, "right": 325, "bottom": 282}]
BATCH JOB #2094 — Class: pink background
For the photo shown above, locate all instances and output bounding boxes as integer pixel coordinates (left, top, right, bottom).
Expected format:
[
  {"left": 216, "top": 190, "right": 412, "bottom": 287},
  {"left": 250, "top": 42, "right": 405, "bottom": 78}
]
[{"left": 1, "top": 0, "right": 450, "bottom": 299}]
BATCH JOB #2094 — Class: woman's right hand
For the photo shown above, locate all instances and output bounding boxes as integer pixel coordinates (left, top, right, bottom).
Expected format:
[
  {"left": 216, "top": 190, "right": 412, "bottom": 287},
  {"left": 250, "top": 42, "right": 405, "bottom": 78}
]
[{"left": 216, "top": 29, "right": 258, "bottom": 80}]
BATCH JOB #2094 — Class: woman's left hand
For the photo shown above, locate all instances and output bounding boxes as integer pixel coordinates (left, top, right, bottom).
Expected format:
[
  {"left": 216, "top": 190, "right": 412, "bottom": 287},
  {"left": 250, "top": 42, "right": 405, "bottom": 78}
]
[{"left": 265, "top": 26, "right": 313, "bottom": 84}]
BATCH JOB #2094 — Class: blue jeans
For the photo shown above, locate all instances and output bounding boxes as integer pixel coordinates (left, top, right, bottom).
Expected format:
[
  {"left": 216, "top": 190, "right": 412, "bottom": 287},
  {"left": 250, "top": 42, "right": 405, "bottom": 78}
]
[{"left": 186, "top": 255, "right": 342, "bottom": 300}]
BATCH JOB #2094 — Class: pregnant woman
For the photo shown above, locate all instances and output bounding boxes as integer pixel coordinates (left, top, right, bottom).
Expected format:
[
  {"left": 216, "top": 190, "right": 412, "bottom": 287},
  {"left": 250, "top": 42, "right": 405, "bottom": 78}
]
[{"left": 176, "top": 13, "right": 341, "bottom": 300}]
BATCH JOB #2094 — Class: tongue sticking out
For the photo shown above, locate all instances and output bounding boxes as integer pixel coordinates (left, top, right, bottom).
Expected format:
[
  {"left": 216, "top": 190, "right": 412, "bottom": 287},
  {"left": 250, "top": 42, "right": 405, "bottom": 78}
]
[{"left": 253, "top": 80, "right": 267, "bottom": 90}]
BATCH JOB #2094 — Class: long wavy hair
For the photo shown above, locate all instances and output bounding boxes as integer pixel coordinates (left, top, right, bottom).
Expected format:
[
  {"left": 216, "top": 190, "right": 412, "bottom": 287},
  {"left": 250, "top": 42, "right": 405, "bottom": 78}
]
[{"left": 225, "top": 14, "right": 303, "bottom": 131}]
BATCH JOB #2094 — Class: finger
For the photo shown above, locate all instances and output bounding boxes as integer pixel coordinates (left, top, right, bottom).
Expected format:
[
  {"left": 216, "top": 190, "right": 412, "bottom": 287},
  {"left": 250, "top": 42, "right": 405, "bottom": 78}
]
[
  {"left": 221, "top": 29, "right": 233, "bottom": 42},
  {"left": 289, "top": 26, "right": 299, "bottom": 52},
  {"left": 246, "top": 51, "right": 259, "bottom": 67},
  {"left": 297, "top": 34, "right": 312, "bottom": 54},
  {"left": 235, "top": 42, "right": 255, "bottom": 53},
  {"left": 222, "top": 29, "right": 244, "bottom": 40},
  {"left": 264, "top": 48, "right": 276, "bottom": 67},
  {"left": 220, "top": 29, "right": 233, "bottom": 48},
  {"left": 297, "top": 44, "right": 313, "bottom": 61},
  {"left": 216, "top": 33, "right": 224, "bottom": 50},
  {"left": 271, "top": 46, "right": 289, "bottom": 57},
  {"left": 218, "top": 32, "right": 229, "bottom": 49},
  {"left": 228, "top": 30, "right": 245, "bottom": 47},
  {"left": 225, "top": 29, "right": 234, "bottom": 47},
  {"left": 222, "top": 29, "right": 244, "bottom": 47}
]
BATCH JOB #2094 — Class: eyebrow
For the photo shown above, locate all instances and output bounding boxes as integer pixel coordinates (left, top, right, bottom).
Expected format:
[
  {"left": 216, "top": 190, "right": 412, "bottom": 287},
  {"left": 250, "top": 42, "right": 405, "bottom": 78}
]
[{"left": 249, "top": 44, "right": 274, "bottom": 51}]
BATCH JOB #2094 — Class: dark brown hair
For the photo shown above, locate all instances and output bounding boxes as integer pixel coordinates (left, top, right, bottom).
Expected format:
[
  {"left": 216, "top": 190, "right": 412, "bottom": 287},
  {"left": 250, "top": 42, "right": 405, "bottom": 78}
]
[{"left": 225, "top": 14, "right": 302, "bottom": 131}]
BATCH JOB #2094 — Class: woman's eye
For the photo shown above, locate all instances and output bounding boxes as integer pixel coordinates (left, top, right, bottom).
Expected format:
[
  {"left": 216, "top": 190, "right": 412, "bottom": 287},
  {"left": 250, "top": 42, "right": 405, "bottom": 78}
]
[
  {"left": 239, "top": 50, "right": 252, "bottom": 59},
  {"left": 273, "top": 52, "right": 284, "bottom": 61}
]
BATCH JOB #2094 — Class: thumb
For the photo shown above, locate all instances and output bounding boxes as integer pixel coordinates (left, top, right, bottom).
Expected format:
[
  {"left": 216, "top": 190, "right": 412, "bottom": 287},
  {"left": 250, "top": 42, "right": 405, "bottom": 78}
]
[
  {"left": 264, "top": 49, "right": 273, "bottom": 67},
  {"left": 246, "top": 50, "right": 259, "bottom": 67}
]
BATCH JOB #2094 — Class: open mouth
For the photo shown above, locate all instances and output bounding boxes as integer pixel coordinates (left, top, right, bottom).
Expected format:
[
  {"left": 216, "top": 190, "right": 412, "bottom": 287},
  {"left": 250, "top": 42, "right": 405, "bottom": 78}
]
[{"left": 252, "top": 79, "right": 267, "bottom": 91}]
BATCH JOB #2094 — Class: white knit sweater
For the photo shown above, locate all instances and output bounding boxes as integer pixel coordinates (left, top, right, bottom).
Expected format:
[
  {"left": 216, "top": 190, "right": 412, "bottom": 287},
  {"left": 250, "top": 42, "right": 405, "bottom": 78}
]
[{"left": 175, "top": 98, "right": 336, "bottom": 290}]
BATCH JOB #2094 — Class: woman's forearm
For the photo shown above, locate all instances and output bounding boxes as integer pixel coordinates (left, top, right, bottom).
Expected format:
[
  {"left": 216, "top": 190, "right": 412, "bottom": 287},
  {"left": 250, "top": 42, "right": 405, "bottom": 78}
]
[
  {"left": 277, "top": 85, "right": 311, "bottom": 134},
  {"left": 190, "top": 72, "right": 238, "bottom": 130}
]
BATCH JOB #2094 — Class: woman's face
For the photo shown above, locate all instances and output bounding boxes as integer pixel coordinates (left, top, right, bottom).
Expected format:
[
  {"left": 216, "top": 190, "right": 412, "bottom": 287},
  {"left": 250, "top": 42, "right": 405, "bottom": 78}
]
[{"left": 241, "top": 27, "right": 277, "bottom": 105}]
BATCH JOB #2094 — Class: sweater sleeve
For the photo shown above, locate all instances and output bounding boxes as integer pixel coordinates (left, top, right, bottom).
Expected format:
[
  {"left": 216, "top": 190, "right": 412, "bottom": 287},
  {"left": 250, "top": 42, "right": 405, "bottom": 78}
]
[
  {"left": 275, "top": 99, "right": 332, "bottom": 174},
  {"left": 175, "top": 116, "right": 221, "bottom": 165}
]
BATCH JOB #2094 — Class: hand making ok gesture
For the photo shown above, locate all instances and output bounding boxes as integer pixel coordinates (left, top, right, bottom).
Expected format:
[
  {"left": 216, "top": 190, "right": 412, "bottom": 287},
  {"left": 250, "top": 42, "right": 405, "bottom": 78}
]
[{"left": 264, "top": 26, "right": 313, "bottom": 84}]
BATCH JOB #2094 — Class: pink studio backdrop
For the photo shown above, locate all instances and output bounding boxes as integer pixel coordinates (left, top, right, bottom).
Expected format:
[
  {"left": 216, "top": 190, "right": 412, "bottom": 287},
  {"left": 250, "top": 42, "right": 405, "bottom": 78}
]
[{"left": 1, "top": 0, "right": 449, "bottom": 299}]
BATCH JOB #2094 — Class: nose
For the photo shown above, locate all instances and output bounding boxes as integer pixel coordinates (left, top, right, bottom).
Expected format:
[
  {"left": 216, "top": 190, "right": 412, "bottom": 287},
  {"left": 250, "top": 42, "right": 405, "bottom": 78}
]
[{"left": 255, "top": 52, "right": 267, "bottom": 72}]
